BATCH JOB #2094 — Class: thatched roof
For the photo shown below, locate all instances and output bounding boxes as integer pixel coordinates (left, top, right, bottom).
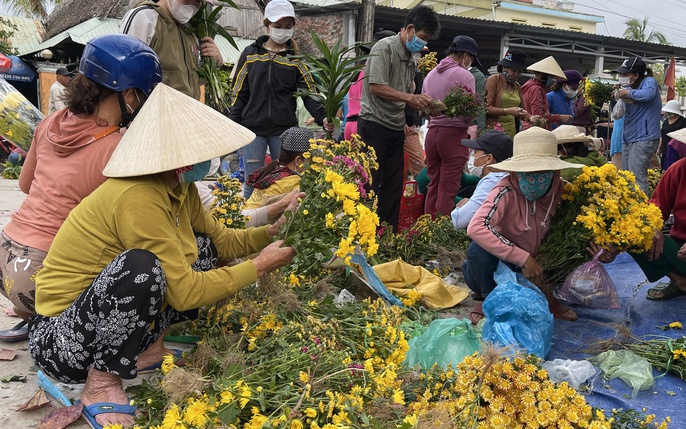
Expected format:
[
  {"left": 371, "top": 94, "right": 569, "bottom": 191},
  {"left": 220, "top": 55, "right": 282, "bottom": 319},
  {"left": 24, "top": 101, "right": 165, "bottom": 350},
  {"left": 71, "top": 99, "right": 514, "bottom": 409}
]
[{"left": 45, "top": 0, "right": 131, "bottom": 39}]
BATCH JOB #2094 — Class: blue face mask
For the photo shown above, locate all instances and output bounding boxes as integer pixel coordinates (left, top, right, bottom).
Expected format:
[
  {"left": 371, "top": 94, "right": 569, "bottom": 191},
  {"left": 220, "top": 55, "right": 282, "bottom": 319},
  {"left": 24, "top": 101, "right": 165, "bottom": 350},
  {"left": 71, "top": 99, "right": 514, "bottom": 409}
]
[
  {"left": 179, "top": 160, "right": 212, "bottom": 183},
  {"left": 405, "top": 30, "right": 428, "bottom": 53},
  {"left": 545, "top": 76, "right": 554, "bottom": 87},
  {"left": 502, "top": 71, "right": 516, "bottom": 84},
  {"left": 516, "top": 171, "right": 555, "bottom": 201}
]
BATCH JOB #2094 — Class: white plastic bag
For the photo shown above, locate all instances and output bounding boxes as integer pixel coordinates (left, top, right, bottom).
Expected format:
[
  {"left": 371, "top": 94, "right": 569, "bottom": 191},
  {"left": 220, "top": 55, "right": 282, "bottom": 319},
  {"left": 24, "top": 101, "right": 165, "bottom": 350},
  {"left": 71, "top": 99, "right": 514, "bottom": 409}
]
[
  {"left": 542, "top": 359, "right": 596, "bottom": 389},
  {"left": 612, "top": 98, "right": 625, "bottom": 119}
]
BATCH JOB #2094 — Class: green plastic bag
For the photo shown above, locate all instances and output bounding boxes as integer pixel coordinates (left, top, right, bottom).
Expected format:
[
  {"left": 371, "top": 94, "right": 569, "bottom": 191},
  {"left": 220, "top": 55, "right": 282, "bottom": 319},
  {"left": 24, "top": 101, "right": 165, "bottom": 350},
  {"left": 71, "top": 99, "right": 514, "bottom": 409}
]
[
  {"left": 404, "top": 318, "right": 481, "bottom": 369},
  {"left": 590, "top": 350, "right": 654, "bottom": 397}
]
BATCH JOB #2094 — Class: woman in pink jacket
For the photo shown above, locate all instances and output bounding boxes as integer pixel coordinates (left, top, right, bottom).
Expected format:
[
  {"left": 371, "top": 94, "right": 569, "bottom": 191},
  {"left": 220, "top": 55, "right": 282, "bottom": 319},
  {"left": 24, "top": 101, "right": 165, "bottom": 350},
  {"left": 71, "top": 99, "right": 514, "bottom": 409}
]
[
  {"left": 463, "top": 127, "right": 583, "bottom": 323},
  {"left": 421, "top": 35, "right": 478, "bottom": 217}
]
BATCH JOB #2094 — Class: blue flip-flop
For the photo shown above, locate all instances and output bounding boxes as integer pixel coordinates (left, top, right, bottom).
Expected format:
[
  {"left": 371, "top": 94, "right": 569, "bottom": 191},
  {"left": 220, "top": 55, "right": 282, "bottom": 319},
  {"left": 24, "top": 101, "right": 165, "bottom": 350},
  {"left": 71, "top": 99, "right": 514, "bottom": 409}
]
[
  {"left": 137, "top": 348, "right": 184, "bottom": 374},
  {"left": 78, "top": 400, "right": 137, "bottom": 429}
]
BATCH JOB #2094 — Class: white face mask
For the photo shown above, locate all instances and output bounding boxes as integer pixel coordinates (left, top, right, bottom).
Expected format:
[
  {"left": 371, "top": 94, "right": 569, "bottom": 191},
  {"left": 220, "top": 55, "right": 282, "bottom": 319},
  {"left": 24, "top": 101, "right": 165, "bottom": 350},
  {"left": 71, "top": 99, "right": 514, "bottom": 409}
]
[
  {"left": 563, "top": 85, "right": 577, "bottom": 99},
  {"left": 269, "top": 28, "right": 293, "bottom": 45},
  {"left": 169, "top": 0, "right": 198, "bottom": 24},
  {"left": 618, "top": 76, "right": 632, "bottom": 87},
  {"left": 467, "top": 153, "right": 488, "bottom": 177}
]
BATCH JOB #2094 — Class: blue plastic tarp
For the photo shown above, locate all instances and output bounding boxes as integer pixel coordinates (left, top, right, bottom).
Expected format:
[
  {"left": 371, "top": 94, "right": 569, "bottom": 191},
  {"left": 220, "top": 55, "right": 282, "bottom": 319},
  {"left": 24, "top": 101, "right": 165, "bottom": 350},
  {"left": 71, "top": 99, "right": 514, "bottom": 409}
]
[{"left": 549, "top": 252, "right": 685, "bottom": 422}]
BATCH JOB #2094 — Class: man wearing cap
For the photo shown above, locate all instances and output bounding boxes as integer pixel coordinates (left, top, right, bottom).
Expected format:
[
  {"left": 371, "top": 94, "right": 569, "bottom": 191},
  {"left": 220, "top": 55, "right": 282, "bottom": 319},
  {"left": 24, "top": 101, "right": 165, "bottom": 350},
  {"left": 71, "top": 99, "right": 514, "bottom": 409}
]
[
  {"left": 359, "top": 5, "right": 440, "bottom": 231},
  {"left": 553, "top": 125, "right": 606, "bottom": 182},
  {"left": 48, "top": 67, "right": 70, "bottom": 115},
  {"left": 451, "top": 130, "right": 513, "bottom": 229},
  {"left": 421, "top": 35, "right": 477, "bottom": 217},
  {"left": 464, "top": 127, "right": 584, "bottom": 323},
  {"left": 546, "top": 69, "right": 582, "bottom": 129},
  {"left": 660, "top": 99, "right": 686, "bottom": 170},
  {"left": 121, "top": 0, "right": 223, "bottom": 101},
  {"left": 612, "top": 56, "right": 661, "bottom": 193},
  {"left": 520, "top": 56, "right": 568, "bottom": 130}
]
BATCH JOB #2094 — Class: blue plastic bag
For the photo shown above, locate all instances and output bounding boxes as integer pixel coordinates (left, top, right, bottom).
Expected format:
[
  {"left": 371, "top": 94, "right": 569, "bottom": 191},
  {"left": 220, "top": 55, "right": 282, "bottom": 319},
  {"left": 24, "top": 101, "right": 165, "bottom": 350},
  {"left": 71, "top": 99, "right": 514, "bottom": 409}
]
[
  {"left": 405, "top": 318, "right": 481, "bottom": 369},
  {"left": 481, "top": 262, "right": 553, "bottom": 358}
]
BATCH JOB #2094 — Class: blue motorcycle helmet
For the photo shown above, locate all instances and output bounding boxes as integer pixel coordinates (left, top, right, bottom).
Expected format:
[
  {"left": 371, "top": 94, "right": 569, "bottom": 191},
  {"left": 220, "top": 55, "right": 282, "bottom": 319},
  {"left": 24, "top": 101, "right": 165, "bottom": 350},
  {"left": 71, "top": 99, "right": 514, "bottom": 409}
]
[{"left": 79, "top": 34, "right": 162, "bottom": 127}]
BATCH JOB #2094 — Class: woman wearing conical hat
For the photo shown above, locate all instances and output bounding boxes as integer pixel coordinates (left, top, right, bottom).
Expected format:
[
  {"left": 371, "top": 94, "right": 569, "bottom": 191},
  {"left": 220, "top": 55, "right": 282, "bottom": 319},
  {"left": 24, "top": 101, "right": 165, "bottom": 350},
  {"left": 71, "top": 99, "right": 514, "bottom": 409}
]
[
  {"left": 520, "top": 56, "right": 569, "bottom": 130},
  {"left": 28, "top": 84, "right": 296, "bottom": 428}
]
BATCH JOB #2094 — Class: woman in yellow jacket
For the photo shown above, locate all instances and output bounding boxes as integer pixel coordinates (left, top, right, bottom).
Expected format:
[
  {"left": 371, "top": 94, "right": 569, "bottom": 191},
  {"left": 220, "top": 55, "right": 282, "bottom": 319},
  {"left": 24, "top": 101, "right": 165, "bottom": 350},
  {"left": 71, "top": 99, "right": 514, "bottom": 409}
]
[{"left": 243, "top": 127, "right": 313, "bottom": 210}]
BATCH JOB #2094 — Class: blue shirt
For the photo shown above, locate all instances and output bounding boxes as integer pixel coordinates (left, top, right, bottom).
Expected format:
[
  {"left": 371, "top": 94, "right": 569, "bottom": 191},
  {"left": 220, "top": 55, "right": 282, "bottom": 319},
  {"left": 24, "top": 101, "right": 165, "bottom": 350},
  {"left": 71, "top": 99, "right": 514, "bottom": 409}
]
[
  {"left": 622, "top": 76, "right": 662, "bottom": 144},
  {"left": 451, "top": 171, "right": 509, "bottom": 229},
  {"left": 546, "top": 89, "right": 573, "bottom": 129}
]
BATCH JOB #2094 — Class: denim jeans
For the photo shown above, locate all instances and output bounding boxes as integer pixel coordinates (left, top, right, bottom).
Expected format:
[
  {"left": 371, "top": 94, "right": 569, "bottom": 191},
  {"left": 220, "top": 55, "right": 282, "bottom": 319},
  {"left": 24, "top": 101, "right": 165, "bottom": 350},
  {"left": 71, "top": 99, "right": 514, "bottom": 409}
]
[
  {"left": 462, "top": 241, "right": 518, "bottom": 298},
  {"left": 622, "top": 138, "right": 659, "bottom": 195},
  {"left": 241, "top": 135, "right": 282, "bottom": 199}
]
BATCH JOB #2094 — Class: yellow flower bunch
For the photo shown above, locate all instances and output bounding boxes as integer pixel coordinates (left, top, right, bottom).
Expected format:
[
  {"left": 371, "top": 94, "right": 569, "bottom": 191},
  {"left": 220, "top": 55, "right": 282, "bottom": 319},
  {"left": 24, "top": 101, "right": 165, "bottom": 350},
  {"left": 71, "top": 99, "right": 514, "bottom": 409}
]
[
  {"left": 539, "top": 164, "right": 663, "bottom": 284},
  {"left": 568, "top": 164, "right": 663, "bottom": 252},
  {"left": 279, "top": 135, "right": 379, "bottom": 275},
  {"left": 417, "top": 51, "right": 438, "bottom": 75},
  {"left": 582, "top": 78, "right": 614, "bottom": 107},
  {"left": 0, "top": 79, "right": 43, "bottom": 151},
  {"left": 648, "top": 168, "right": 664, "bottom": 196},
  {"left": 209, "top": 176, "right": 248, "bottom": 229},
  {"left": 408, "top": 352, "right": 614, "bottom": 428}
]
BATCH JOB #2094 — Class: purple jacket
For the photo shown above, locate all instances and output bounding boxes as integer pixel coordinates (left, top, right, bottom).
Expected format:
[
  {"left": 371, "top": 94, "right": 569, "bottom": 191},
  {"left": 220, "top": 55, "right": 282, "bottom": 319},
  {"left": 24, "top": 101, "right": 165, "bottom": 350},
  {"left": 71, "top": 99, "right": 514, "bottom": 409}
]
[{"left": 421, "top": 56, "right": 475, "bottom": 128}]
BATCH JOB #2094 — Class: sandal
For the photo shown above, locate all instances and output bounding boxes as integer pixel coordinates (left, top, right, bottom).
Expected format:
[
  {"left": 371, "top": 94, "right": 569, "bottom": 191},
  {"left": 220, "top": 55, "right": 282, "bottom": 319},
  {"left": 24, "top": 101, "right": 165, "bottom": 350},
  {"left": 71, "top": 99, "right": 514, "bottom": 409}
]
[
  {"left": 646, "top": 281, "right": 686, "bottom": 301},
  {"left": 137, "top": 348, "right": 185, "bottom": 375},
  {"left": 469, "top": 303, "right": 485, "bottom": 325},
  {"left": 78, "top": 400, "right": 137, "bottom": 429},
  {"left": 0, "top": 320, "right": 29, "bottom": 342},
  {"left": 543, "top": 289, "right": 578, "bottom": 321}
]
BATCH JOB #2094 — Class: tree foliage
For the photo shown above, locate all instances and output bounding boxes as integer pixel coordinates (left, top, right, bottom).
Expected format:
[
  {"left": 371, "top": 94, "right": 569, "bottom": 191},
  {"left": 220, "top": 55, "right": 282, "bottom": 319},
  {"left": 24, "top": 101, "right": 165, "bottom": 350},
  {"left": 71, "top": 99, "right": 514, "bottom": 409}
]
[
  {"left": 623, "top": 17, "right": 670, "bottom": 45},
  {"left": 0, "top": 17, "right": 17, "bottom": 55},
  {"left": 0, "top": 0, "right": 55, "bottom": 20}
]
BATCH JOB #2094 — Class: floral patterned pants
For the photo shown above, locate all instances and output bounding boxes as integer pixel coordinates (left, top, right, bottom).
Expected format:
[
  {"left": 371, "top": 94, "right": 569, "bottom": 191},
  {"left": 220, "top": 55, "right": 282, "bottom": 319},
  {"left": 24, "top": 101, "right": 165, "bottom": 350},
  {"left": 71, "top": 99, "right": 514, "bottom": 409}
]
[{"left": 29, "top": 235, "right": 217, "bottom": 384}]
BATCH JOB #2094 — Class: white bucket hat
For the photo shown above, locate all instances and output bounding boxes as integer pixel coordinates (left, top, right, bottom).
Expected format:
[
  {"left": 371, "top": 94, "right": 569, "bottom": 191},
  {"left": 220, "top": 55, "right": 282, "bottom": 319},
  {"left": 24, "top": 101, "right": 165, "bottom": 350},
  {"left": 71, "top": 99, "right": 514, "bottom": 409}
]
[
  {"left": 527, "top": 56, "right": 566, "bottom": 80},
  {"left": 490, "top": 127, "right": 584, "bottom": 172},
  {"left": 264, "top": 0, "right": 296, "bottom": 23},
  {"left": 103, "top": 84, "right": 256, "bottom": 178},
  {"left": 662, "top": 99, "right": 683, "bottom": 117},
  {"left": 552, "top": 125, "right": 603, "bottom": 151}
]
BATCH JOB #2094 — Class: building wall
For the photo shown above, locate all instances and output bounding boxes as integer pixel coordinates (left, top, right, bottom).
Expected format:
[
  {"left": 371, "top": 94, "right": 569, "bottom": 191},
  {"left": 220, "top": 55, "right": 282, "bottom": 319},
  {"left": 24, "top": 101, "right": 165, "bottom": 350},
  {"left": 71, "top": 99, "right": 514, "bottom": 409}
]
[
  {"left": 295, "top": 14, "right": 350, "bottom": 55},
  {"left": 495, "top": 9, "right": 596, "bottom": 32}
]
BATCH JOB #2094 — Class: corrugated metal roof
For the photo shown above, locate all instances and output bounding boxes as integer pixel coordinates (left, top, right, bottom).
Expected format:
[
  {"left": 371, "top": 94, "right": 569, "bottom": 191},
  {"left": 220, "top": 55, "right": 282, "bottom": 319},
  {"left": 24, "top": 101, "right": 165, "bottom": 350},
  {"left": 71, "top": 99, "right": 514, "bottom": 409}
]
[
  {"left": 0, "top": 15, "right": 45, "bottom": 56},
  {"left": 20, "top": 17, "right": 254, "bottom": 65}
]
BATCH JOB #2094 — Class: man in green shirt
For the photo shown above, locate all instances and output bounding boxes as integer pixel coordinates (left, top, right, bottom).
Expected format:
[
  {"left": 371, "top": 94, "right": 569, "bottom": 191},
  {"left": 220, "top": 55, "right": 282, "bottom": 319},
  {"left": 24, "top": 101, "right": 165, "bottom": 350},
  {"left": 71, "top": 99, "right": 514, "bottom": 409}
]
[{"left": 359, "top": 5, "right": 441, "bottom": 231}]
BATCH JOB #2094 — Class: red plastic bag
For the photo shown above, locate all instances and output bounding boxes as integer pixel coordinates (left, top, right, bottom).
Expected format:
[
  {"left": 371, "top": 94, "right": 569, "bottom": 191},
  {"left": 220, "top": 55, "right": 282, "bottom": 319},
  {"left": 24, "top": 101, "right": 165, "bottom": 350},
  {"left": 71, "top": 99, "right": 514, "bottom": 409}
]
[
  {"left": 398, "top": 180, "right": 423, "bottom": 232},
  {"left": 556, "top": 251, "right": 620, "bottom": 309}
]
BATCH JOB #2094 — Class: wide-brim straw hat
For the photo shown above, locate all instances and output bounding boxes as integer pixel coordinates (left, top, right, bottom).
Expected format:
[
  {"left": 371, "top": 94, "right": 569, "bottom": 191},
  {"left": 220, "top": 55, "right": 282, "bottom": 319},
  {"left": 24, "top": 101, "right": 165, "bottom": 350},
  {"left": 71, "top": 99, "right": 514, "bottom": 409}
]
[
  {"left": 667, "top": 127, "right": 686, "bottom": 143},
  {"left": 662, "top": 99, "right": 683, "bottom": 117},
  {"left": 527, "top": 56, "right": 565, "bottom": 80},
  {"left": 103, "top": 84, "right": 256, "bottom": 178},
  {"left": 552, "top": 125, "right": 602, "bottom": 150},
  {"left": 490, "top": 127, "right": 584, "bottom": 172}
]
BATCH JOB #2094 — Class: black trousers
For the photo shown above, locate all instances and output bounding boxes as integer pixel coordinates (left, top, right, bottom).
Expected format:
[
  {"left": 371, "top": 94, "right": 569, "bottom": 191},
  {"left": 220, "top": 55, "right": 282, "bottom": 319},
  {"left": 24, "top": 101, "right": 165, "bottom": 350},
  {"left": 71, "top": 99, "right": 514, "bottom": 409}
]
[
  {"left": 358, "top": 118, "right": 406, "bottom": 231},
  {"left": 29, "top": 235, "right": 217, "bottom": 384}
]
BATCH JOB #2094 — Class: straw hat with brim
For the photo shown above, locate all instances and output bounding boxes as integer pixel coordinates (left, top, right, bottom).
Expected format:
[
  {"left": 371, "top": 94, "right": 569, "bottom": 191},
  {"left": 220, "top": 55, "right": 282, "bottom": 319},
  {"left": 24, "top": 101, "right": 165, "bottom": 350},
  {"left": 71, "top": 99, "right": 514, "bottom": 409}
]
[
  {"left": 662, "top": 99, "right": 683, "bottom": 117},
  {"left": 490, "top": 127, "right": 584, "bottom": 172},
  {"left": 103, "top": 84, "right": 256, "bottom": 178},
  {"left": 527, "top": 56, "right": 565, "bottom": 80},
  {"left": 667, "top": 127, "right": 686, "bottom": 144},
  {"left": 552, "top": 125, "right": 602, "bottom": 150}
]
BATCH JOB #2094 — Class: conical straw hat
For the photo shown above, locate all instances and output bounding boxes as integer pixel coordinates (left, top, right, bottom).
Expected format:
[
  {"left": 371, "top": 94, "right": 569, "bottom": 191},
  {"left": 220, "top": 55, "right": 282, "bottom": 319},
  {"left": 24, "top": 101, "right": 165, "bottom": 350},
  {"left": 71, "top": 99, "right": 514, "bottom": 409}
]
[
  {"left": 103, "top": 84, "right": 256, "bottom": 177},
  {"left": 668, "top": 126, "right": 686, "bottom": 143},
  {"left": 490, "top": 127, "right": 584, "bottom": 172},
  {"left": 527, "top": 56, "right": 565, "bottom": 80}
]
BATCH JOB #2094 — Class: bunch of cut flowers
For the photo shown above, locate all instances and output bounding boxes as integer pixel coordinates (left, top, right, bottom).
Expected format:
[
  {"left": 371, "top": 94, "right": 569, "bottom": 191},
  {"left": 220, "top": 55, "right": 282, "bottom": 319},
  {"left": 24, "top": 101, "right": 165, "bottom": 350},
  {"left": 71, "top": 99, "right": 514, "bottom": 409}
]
[
  {"left": 0, "top": 76, "right": 43, "bottom": 151},
  {"left": 537, "top": 164, "right": 663, "bottom": 285},
  {"left": 277, "top": 134, "right": 380, "bottom": 276},
  {"left": 621, "top": 332, "right": 686, "bottom": 380},
  {"left": 582, "top": 78, "right": 615, "bottom": 107},
  {"left": 441, "top": 84, "right": 484, "bottom": 121},
  {"left": 208, "top": 175, "right": 248, "bottom": 229},
  {"left": 417, "top": 51, "right": 437, "bottom": 75}
]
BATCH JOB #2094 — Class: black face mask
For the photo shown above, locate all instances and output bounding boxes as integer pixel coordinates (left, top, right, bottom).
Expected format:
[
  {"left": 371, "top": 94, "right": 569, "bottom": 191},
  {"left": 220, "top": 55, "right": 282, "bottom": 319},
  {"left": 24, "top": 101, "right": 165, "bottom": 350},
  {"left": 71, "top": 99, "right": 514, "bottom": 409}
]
[
  {"left": 502, "top": 71, "right": 517, "bottom": 84},
  {"left": 117, "top": 92, "right": 142, "bottom": 128}
]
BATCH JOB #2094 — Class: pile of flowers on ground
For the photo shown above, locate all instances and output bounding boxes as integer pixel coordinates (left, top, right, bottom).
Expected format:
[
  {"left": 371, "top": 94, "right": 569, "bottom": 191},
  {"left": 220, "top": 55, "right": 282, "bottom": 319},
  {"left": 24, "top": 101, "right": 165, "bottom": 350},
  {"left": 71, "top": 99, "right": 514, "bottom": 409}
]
[
  {"left": 0, "top": 76, "right": 43, "bottom": 151},
  {"left": 375, "top": 214, "right": 469, "bottom": 273},
  {"left": 208, "top": 176, "right": 248, "bottom": 229},
  {"left": 127, "top": 278, "right": 670, "bottom": 428},
  {"left": 277, "top": 135, "right": 379, "bottom": 276},
  {"left": 537, "top": 164, "right": 663, "bottom": 285},
  {"left": 622, "top": 333, "right": 686, "bottom": 380}
]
